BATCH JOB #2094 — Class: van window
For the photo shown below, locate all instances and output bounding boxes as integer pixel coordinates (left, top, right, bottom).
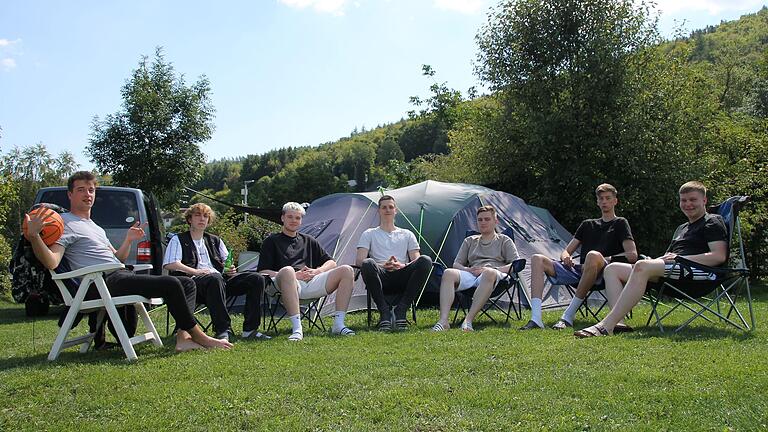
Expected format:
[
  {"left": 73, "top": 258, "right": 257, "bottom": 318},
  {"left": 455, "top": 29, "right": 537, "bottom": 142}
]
[{"left": 38, "top": 189, "right": 140, "bottom": 229}]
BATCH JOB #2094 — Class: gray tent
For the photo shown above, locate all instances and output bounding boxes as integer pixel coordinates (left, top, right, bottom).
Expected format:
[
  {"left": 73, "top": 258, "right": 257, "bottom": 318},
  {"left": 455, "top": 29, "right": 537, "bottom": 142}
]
[{"left": 298, "top": 180, "right": 584, "bottom": 316}]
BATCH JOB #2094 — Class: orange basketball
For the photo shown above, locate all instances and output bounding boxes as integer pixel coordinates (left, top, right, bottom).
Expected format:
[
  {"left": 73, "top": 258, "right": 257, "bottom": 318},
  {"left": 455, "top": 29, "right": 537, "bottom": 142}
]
[{"left": 22, "top": 207, "right": 65, "bottom": 246}]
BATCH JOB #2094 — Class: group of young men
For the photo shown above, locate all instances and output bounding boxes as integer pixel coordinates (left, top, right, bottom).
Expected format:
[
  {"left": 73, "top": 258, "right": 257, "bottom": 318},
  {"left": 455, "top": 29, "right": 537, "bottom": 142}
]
[{"left": 23, "top": 170, "right": 728, "bottom": 354}]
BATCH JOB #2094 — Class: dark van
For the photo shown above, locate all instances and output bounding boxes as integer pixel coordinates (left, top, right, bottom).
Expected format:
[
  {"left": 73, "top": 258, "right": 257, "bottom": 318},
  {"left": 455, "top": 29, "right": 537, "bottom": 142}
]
[{"left": 33, "top": 186, "right": 166, "bottom": 274}]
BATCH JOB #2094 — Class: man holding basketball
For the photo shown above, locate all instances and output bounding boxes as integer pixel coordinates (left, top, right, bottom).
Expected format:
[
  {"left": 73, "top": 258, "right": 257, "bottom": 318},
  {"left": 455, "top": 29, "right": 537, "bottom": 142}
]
[{"left": 24, "top": 171, "right": 232, "bottom": 352}]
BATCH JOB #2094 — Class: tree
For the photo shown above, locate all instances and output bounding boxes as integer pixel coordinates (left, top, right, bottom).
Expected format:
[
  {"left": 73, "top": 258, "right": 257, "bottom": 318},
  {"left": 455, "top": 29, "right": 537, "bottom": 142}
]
[
  {"left": 0, "top": 143, "right": 79, "bottom": 242},
  {"left": 88, "top": 47, "right": 215, "bottom": 206},
  {"left": 470, "top": 0, "right": 716, "bottom": 254}
]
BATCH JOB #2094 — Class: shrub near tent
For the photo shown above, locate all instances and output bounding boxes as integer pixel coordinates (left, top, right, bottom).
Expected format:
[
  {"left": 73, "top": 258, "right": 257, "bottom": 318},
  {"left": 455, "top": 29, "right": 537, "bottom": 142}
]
[{"left": 22, "top": 206, "right": 64, "bottom": 246}]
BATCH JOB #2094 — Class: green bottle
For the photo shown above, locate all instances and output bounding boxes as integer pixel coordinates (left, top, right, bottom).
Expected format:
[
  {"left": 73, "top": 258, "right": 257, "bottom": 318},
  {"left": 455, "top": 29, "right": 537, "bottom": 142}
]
[{"left": 224, "top": 252, "right": 234, "bottom": 272}]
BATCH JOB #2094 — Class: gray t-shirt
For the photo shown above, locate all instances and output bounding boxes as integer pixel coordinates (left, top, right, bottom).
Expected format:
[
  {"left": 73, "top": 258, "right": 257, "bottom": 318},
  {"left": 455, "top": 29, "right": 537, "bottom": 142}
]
[
  {"left": 56, "top": 212, "right": 121, "bottom": 270},
  {"left": 357, "top": 227, "right": 419, "bottom": 264},
  {"left": 454, "top": 233, "right": 519, "bottom": 269}
]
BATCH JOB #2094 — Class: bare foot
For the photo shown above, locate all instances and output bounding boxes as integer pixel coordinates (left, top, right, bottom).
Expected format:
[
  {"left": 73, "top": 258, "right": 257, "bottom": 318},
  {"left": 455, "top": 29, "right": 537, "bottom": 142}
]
[
  {"left": 175, "top": 339, "right": 204, "bottom": 352},
  {"left": 193, "top": 333, "right": 234, "bottom": 350}
]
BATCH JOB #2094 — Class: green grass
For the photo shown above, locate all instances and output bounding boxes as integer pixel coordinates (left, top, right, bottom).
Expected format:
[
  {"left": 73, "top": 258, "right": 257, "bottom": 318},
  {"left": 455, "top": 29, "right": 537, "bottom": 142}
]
[{"left": 1, "top": 287, "right": 767, "bottom": 431}]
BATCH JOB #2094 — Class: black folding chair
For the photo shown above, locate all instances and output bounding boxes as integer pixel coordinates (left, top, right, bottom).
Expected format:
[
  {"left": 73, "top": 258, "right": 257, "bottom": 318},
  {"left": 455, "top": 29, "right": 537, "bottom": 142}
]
[
  {"left": 451, "top": 258, "right": 527, "bottom": 326},
  {"left": 644, "top": 196, "right": 754, "bottom": 333},
  {"left": 263, "top": 277, "right": 327, "bottom": 334}
]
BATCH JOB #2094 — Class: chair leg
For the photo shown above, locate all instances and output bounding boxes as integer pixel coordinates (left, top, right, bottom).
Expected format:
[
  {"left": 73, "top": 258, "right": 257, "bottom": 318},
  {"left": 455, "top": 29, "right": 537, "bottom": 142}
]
[
  {"left": 137, "top": 302, "right": 163, "bottom": 347},
  {"left": 80, "top": 310, "right": 106, "bottom": 354}
]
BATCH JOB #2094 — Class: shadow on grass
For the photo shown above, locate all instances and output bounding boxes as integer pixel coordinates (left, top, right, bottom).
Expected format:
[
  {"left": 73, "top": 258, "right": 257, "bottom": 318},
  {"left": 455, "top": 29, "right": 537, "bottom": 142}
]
[
  {"left": 622, "top": 325, "right": 756, "bottom": 342},
  {"left": 0, "top": 303, "right": 65, "bottom": 326},
  {"left": 0, "top": 337, "right": 180, "bottom": 372}
]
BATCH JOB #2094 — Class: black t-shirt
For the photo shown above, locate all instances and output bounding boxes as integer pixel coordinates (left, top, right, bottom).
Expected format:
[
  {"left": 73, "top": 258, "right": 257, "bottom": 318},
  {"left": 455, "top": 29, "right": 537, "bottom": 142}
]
[
  {"left": 666, "top": 213, "right": 728, "bottom": 256},
  {"left": 574, "top": 217, "right": 634, "bottom": 263},
  {"left": 257, "top": 232, "right": 332, "bottom": 272}
]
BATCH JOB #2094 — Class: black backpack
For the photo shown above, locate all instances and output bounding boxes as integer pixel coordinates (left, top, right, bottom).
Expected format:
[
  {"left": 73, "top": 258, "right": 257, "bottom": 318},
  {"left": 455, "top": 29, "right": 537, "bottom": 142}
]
[{"left": 9, "top": 203, "right": 69, "bottom": 316}]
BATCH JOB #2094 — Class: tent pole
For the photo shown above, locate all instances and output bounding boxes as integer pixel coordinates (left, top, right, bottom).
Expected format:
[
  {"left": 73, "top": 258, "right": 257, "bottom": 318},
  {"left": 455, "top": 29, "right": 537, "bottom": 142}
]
[
  {"left": 414, "top": 219, "right": 454, "bottom": 308},
  {"left": 332, "top": 200, "right": 374, "bottom": 260}
]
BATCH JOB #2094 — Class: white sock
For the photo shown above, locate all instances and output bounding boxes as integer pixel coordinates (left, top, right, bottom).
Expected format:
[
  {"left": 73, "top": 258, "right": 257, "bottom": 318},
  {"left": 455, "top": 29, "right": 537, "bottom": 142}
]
[
  {"left": 562, "top": 297, "right": 585, "bottom": 324},
  {"left": 530, "top": 298, "right": 543, "bottom": 327},
  {"left": 289, "top": 314, "right": 303, "bottom": 334},
  {"left": 333, "top": 311, "right": 347, "bottom": 331}
]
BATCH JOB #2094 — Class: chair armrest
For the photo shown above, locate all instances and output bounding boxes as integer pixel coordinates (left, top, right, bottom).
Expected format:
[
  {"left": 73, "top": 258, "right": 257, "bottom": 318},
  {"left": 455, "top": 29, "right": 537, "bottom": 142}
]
[
  {"left": 674, "top": 256, "right": 730, "bottom": 277},
  {"left": 51, "top": 263, "right": 125, "bottom": 280},
  {"left": 132, "top": 264, "right": 153, "bottom": 272}
]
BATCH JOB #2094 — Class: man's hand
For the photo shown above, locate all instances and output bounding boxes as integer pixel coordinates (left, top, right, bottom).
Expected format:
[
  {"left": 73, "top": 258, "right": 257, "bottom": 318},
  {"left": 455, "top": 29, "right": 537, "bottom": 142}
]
[
  {"left": 23, "top": 211, "right": 47, "bottom": 241},
  {"left": 561, "top": 253, "right": 574, "bottom": 268},
  {"left": 125, "top": 221, "right": 148, "bottom": 243},
  {"left": 659, "top": 252, "right": 677, "bottom": 263},
  {"left": 224, "top": 266, "right": 237, "bottom": 277},
  {"left": 295, "top": 267, "right": 315, "bottom": 282},
  {"left": 468, "top": 266, "right": 484, "bottom": 277},
  {"left": 383, "top": 256, "right": 404, "bottom": 271},
  {"left": 194, "top": 268, "right": 217, "bottom": 277}
]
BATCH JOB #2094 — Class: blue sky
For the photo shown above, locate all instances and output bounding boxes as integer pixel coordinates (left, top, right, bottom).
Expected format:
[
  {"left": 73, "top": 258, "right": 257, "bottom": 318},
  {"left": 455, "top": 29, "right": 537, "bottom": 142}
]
[{"left": 1, "top": 0, "right": 766, "bottom": 169}]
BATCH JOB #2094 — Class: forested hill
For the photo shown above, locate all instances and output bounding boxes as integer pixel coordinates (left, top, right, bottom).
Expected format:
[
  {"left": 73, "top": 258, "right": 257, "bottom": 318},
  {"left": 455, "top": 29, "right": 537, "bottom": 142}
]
[{"left": 195, "top": 6, "right": 768, "bottom": 209}]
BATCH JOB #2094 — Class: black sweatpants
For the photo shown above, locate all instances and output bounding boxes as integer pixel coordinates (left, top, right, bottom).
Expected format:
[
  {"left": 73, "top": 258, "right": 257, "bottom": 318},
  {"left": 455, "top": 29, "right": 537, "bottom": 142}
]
[
  {"left": 193, "top": 271, "right": 266, "bottom": 333},
  {"left": 361, "top": 255, "right": 432, "bottom": 320}
]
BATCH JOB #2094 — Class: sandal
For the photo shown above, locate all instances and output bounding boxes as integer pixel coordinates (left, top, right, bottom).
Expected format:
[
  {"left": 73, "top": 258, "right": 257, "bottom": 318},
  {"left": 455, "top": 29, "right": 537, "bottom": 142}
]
[
  {"left": 574, "top": 324, "right": 610, "bottom": 338},
  {"left": 378, "top": 320, "right": 392, "bottom": 332},
  {"left": 613, "top": 323, "right": 634, "bottom": 333},
  {"left": 431, "top": 322, "right": 449, "bottom": 332},
  {"left": 395, "top": 319, "right": 409, "bottom": 331},
  {"left": 460, "top": 321, "right": 474, "bottom": 332},
  {"left": 552, "top": 318, "right": 573, "bottom": 330},
  {"left": 332, "top": 326, "right": 356, "bottom": 336}
]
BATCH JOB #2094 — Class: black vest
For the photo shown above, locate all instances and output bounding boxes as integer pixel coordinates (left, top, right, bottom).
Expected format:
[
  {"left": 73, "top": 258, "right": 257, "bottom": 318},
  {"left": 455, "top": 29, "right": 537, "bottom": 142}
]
[{"left": 170, "top": 231, "right": 225, "bottom": 276}]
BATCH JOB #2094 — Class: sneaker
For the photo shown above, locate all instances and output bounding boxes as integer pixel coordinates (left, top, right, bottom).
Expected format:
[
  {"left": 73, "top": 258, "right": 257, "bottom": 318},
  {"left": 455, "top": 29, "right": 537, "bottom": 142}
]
[
  {"left": 216, "top": 330, "right": 235, "bottom": 342},
  {"left": 288, "top": 331, "right": 304, "bottom": 341},
  {"left": 242, "top": 330, "right": 272, "bottom": 340},
  {"left": 519, "top": 320, "right": 544, "bottom": 330}
]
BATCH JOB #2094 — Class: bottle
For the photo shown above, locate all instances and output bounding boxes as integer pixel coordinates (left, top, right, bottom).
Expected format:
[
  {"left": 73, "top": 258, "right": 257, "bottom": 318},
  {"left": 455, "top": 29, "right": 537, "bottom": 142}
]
[{"left": 224, "top": 252, "right": 234, "bottom": 272}]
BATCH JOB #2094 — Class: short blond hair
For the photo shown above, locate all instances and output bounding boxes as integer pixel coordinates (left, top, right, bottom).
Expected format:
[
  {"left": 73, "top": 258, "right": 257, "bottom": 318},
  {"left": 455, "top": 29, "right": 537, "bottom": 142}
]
[
  {"left": 595, "top": 183, "right": 617, "bottom": 198},
  {"left": 185, "top": 203, "right": 216, "bottom": 225},
  {"left": 477, "top": 205, "right": 496, "bottom": 217},
  {"left": 679, "top": 181, "right": 706, "bottom": 196},
  {"left": 282, "top": 202, "right": 306, "bottom": 215}
]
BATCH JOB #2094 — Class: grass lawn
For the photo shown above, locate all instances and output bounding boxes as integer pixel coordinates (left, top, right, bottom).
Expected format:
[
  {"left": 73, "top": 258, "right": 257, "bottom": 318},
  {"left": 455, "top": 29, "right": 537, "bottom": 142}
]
[{"left": 1, "top": 285, "right": 767, "bottom": 431}]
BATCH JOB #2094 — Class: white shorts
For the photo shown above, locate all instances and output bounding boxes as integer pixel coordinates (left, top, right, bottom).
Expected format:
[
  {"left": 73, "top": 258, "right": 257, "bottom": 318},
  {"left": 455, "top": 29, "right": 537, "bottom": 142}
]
[
  {"left": 456, "top": 268, "right": 506, "bottom": 292},
  {"left": 269, "top": 270, "right": 330, "bottom": 299},
  {"left": 663, "top": 263, "right": 717, "bottom": 281}
]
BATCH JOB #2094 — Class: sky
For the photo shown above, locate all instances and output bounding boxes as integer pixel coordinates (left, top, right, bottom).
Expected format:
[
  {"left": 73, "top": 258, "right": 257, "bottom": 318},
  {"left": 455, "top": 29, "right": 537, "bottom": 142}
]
[{"left": 1, "top": 0, "right": 766, "bottom": 170}]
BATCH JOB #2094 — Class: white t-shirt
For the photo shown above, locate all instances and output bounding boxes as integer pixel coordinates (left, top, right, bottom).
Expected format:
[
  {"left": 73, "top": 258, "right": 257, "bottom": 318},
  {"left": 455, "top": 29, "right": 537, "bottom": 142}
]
[
  {"left": 357, "top": 227, "right": 419, "bottom": 264},
  {"left": 163, "top": 234, "right": 229, "bottom": 271}
]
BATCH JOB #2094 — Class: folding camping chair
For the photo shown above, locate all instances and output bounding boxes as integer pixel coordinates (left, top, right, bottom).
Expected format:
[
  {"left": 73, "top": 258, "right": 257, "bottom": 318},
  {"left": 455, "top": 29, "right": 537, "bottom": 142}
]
[
  {"left": 644, "top": 196, "right": 755, "bottom": 333},
  {"left": 451, "top": 258, "right": 527, "bottom": 326},
  {"left": 48, "top": 263, "right": 163, "bottom": 361},
  {"left": 263, "top": 277, "right": 328, "bottom": 334}
]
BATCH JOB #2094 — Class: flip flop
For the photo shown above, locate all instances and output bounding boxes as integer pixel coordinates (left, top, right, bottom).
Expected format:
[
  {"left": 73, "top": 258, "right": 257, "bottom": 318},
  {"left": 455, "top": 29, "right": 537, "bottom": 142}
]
[
  {"left": 574, "top": 324, "right": 610, "bottom": 338},
  {"left": 552, "top": 318, "right": 573, "bottom": 330},
  {"left": 395, "top": 319, "right": 409, "bottom": 331},
  {"left": 431, "top": 322, "right": 449, "bottom": 332},
  {"left": 613, "top": 323, "right": 635, "bottom": 333},
  {"left": 332, "top": 326, "right": 356, "bottom": 336},
  {"left": 378, "top": 320, "right": 392, "bottom": 332}
]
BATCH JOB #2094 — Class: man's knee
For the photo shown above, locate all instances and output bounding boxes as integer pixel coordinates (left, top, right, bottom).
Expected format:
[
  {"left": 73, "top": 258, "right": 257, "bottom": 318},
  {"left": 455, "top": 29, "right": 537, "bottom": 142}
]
[
  {"left": 531, "top": 254, "right": 549, "bottom": 269},
  {"left": 336, "top": 264, "right": 354, "bottom": 280},
  {"left": 442, "top": 268, "right": 460, "bottom": 283},
  {"left": 413, "top": 255, "right": 432, "bottom": 270},
  {"left": 480, "top": 267, "right": 497, "bottom": 281},
  {"left": 361, "top": 258, "right": 378, "bottom": 274},
  {"left": 583, "top": 251, "right": 605, "bottom": 270}
]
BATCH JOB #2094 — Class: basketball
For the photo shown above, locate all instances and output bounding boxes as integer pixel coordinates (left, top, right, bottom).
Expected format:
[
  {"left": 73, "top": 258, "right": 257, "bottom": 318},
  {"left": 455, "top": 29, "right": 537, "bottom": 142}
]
[{"left": 22, "top": 207, "right": 65, "bottom": 246}]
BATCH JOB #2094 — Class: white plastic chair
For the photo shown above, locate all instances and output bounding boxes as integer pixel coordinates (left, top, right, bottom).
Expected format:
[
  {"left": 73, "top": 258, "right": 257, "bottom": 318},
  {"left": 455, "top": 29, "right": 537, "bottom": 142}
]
[{"left": 48, "top": 263, "right": 163, "bottom": 361}]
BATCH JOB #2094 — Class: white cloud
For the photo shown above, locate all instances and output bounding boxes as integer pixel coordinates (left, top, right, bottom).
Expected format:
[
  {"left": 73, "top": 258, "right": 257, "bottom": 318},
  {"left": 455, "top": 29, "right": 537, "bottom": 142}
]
[
  {"left": 433, "top": 0, "right": 486, "bottom": 14},
  {"left": 278, "top": 0, "right": 349, "bottom": 16},
  {"left": 655, "top": 0, "right": 765, "bottom": 16},
  {"left": 0, "top": 38, "right": 21, "bottom": 47},
  {"left": 1, "top": 58, "right": 16, "bottom": 71}
]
